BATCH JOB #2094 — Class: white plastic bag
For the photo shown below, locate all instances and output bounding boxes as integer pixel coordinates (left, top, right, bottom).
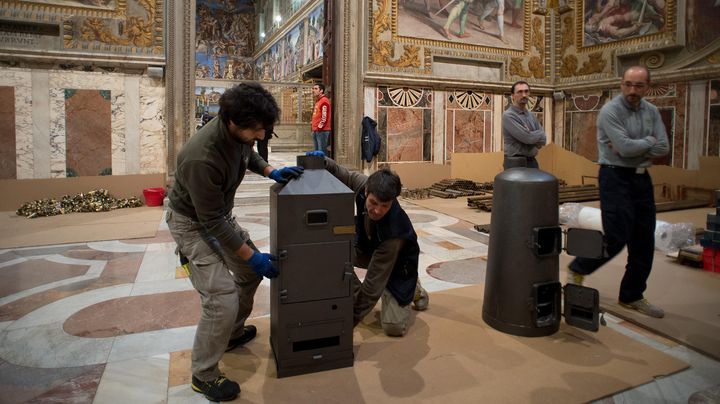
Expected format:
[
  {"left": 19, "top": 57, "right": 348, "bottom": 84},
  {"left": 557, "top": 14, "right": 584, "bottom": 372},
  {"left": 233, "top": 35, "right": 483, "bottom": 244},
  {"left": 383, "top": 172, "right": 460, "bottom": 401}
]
[{"left": 558, "top": 204, "right": 695, "bottom": 252}]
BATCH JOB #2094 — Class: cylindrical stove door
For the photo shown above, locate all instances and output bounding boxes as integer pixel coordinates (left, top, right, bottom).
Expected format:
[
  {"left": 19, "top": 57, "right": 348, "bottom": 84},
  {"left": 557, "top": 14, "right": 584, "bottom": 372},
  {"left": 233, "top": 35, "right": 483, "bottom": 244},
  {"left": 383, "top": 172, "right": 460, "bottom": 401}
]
[{"left": 482, "top": 168, "right": 561, "bottom": 337}]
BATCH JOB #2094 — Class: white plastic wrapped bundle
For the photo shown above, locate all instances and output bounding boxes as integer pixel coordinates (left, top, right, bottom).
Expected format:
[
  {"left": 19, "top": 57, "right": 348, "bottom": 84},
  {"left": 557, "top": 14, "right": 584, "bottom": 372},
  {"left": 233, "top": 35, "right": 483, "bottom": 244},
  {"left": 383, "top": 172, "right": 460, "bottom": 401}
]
[
  {"left": 558, "top": 204, "right": 695, "bottom": 252},
  {"left": 654, "top": 221, "right": 695, "bottom": 252}
]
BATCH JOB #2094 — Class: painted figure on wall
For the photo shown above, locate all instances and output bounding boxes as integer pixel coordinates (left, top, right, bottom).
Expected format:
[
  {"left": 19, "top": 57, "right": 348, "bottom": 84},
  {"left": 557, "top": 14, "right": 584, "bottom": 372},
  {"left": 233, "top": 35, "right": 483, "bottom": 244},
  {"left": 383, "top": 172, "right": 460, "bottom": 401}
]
[
  {"left": 26, "top": 0, "right": 115, "bottom": 9},
  {"left": 305, "top": 4, "right": 324, "bottom": 65},
  {"left": 397, "top": 0, "right": 525, "bottom": 50},
  {"left": 283, "top": 23, "right": 304, "bottom": 79},
  {"left": 195, "top": 0, "right": 254, "bottom": 81},
  {"left": 583, "top": 0, "right": 666, "bottom": 46}
]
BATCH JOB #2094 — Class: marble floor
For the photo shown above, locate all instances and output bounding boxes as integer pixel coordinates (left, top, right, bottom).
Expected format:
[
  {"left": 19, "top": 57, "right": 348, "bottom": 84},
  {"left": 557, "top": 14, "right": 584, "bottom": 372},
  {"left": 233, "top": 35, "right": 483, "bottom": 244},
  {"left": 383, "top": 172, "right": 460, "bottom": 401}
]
[{"left": 0, "top": 152, "right": 718, "bottom": 403}]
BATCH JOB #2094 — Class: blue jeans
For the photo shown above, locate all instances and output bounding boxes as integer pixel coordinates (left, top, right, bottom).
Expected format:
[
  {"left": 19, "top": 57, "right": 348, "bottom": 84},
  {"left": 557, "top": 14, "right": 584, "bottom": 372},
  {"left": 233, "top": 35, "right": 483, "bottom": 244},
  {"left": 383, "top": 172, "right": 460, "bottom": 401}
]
[
  {"left": 569, "top": 165, "right": 656, "bottom": 303},
  {"left": 313, "top": 130, "right": 330, "bottom": 153}
]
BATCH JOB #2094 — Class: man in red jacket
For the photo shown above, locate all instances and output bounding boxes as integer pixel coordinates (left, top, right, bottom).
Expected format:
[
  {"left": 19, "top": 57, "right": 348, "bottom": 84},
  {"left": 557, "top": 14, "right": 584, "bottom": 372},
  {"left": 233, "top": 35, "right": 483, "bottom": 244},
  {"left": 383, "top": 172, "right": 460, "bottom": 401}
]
[{"left": 311, "top": 83, "right": 332, "bottom": 154}]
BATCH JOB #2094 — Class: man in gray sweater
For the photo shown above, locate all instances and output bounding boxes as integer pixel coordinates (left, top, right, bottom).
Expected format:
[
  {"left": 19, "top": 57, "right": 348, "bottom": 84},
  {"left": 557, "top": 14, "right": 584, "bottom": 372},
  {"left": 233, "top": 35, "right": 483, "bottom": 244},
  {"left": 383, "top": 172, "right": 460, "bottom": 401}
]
[
  {"left": 502, "top": 81, "right": 547, "bottom": 169},
  {"left": 167, "top": 83, "right": 303, "bottom": 401},
  {"left": 567, "top": 66, "right": 669, "bottom": 318}
]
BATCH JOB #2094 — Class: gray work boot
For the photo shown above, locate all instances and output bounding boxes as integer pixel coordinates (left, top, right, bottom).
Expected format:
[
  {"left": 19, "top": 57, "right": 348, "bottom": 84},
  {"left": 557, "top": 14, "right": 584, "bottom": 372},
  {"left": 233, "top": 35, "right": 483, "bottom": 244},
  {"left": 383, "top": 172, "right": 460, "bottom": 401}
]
[
  {"left": 619, "top": 298, "right": 665, "bottom": 318},
  {"left": 413, "top": 280, "right": 429, "bottom": 311}
]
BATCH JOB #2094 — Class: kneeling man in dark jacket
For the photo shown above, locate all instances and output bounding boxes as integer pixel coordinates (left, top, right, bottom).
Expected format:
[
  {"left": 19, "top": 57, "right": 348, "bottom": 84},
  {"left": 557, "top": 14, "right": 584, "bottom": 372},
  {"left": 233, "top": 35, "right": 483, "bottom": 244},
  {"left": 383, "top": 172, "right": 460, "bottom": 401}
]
[{"left": 310, "top": 152, "right": 429, "bottom": 336}]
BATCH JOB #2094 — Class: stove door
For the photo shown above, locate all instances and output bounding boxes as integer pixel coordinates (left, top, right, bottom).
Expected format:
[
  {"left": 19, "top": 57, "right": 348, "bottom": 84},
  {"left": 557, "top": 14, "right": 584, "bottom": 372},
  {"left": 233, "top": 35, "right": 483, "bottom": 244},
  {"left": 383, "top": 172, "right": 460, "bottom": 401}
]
[{"left": 279, "top": 241, "right": 352, "bottom": 304}]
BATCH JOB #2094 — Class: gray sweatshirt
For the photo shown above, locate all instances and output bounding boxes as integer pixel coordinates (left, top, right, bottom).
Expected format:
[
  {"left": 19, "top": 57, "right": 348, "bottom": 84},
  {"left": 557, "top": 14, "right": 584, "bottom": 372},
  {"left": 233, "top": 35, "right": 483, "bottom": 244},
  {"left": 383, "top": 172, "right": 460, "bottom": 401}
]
[
  {"left": 502, "top": 105, "right": 547, "bottom": 157},
  {"left": 597, "top": 95, "right": 669, "bottom": 168},
  {"left": 168, "top": 117, "right": 269, "bottom": 252}
]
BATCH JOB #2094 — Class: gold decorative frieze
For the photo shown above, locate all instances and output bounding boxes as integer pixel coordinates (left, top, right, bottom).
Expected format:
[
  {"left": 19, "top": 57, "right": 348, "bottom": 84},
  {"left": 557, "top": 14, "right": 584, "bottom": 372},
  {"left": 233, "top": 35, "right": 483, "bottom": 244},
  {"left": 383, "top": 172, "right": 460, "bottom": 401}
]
[
  {"left": 1, "top": 0, "right": 163, "bottom": 56},
  {"left": 371, "top": 0, "right": 420, "bottom": 68},
  {"left": 69, "top": 0, "right": 161, "bottom": 52},
  {"left": 509, "top": 57, "right": 531, "bottom": 77},
  {"left": 559, "top": 51, "right": 606, "bottom": 78},
  {"left": 0, "top": 0, "right": 127, "bottom": 19}
]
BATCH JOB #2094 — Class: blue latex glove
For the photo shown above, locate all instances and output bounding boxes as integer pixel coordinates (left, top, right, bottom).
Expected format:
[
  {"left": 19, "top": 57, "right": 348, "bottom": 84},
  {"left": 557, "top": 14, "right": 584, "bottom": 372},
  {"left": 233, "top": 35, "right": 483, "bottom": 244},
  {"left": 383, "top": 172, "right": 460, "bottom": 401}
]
[
  {"left": 269, "top": 166, "right": 304, "bottom": 184},
  {"left": 247, "top": 251, "right": 279, "bottom": 279},
  {"left": 305, "top": 151, "right": 325, "bottom": 157}
]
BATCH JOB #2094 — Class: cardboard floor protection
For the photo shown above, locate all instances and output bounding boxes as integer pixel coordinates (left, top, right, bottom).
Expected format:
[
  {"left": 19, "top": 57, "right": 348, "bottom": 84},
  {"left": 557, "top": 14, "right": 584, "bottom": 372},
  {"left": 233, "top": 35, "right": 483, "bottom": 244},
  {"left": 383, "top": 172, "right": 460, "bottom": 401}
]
[
  {"left": 560, "top": 251, "right": 720, "bottom": 361},
  {"left": 220, "top": 285, "right": 686, "bottom": 403},
  {"left": 404, "top": 196, "right": 492, "bottom": 225},
  {"left": 0, "top": 207, "right": 164, "bottom": 248}
]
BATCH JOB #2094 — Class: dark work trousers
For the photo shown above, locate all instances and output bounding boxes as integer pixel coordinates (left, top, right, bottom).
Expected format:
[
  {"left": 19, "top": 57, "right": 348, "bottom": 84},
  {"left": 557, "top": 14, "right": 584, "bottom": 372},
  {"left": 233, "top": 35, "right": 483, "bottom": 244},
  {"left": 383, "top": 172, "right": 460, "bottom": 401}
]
[
  {"left": 503, "top": 155, "right": 539, "bottom": 170},
  {"left": 569, "top": 165, "right": 656, "bottom": 304}
]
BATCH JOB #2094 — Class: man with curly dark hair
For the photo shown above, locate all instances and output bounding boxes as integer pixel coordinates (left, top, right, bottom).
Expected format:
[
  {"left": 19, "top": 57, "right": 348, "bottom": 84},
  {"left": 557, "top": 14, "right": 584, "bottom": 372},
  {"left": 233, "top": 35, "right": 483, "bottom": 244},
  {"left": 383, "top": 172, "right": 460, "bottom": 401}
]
[{"left": 167, "top": 83, "right": 303, "bottom": 401}]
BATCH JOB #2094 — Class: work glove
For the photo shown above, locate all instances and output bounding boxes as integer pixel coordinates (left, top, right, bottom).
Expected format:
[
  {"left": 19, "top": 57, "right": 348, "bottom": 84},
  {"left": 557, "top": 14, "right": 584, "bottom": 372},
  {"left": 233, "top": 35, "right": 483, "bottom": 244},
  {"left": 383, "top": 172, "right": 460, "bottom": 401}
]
[
  {"left": 247, "top": 251, "right": 279, "bottom": 279},
  {"left": 305, "top": 151, "right": 325, "bottom": 157},
  {"left": 268, "top": 166, "right": 303, "bottom": 184}
]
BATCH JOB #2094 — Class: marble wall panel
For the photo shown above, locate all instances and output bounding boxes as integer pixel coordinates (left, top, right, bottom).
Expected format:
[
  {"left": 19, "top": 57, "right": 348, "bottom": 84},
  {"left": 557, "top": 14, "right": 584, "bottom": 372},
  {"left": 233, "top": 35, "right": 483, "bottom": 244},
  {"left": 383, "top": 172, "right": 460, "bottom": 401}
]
[
  {"left": 377, "top": 108, "right": 388, "bottom": 162},
  {"left": 445, "top": 111, "right": 452, "bottom": 161},
  {"left": 32, "top": 71, "right": 51, "bottom": 179},
  {"left": 653, "top": 108, "right": 675, "bottom": 166},
  {"left": 49, "top": 88, "right": 67, "bottom": 178},
  {"left": 648, "top": 84, "right": 685, "bottom": 167},
  {"left": 111, "top": 89, "right": 127, "bottom": 176},
  {"left": 65, "top": 90, "right": 112, "bottom": 177},
  {"left": 423, "top": 109, "right": 432, "bottom": 161},
  {"left": 710, "top": 106, "right": 720, "bottom": 157},
  {"left": 49, "top": 71, "right": 126, "bottom": 178},
  {"left": 0, "top": 67, "right": 166, "bottom": 178},
  {"left": 452, "top": 110, "right": 488, "bottom": 154},
  {"left": 139, "top": 77, "right": 166, "bottom": 174},
  {"left": 483, "top": 112, "right": 492, "bottom": 152},
  {"left": 0, "top": 86, "right": 16, "bottom": 179},
  {"left": 386, "top": 108, "right": 423, "bottom": 162},
  {"left": 569, "top": 111, "right": 599, "bottom": 162},
  {"left": 0, "top": 69, "right": 32, "bottom": 179}
]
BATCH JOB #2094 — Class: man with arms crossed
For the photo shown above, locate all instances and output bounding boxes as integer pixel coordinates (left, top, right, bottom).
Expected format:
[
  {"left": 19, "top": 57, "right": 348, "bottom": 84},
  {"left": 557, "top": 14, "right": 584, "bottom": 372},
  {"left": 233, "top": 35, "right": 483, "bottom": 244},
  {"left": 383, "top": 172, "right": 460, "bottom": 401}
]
[
  {"left": 567, "top": 66, "right": 669, "bottom": 318},
  {"left": 502, "top": 81, "right": 547, "bottom": 169}
]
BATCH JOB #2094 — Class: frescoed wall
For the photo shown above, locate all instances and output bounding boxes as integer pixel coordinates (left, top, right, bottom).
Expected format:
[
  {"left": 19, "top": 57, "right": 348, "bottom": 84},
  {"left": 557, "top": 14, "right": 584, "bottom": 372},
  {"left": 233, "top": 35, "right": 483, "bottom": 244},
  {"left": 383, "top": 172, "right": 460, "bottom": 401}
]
[
  {"left": 195, "top": 0, "right": 255, "bottom": 80},
  {"left": 254, "top": 2, "right": 324, "bottom": 82},
  {"left": 305, "top": 4, "right": 324, "bottom": 65},
  {"left": 398, "top": 0, "right": 526, "bottom": 50},
  {"left": 582, "top": 0, "right": 667, "bottom": 47}
]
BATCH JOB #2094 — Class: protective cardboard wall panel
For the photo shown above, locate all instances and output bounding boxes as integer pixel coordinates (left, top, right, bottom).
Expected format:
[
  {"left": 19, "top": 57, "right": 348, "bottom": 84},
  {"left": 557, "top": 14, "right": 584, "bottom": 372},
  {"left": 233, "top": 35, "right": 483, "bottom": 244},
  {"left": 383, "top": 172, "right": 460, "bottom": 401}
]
[
  {"left": 419, "top": 145, "right": 718, "bottom": 197},
  {"left": 547, "top": 143, "right": 598, "bottom": 186},
  {"left": 386, "top": 162, "right": 451, "bottom": 188},
  {"left": 450, "top": 152, "right": 504, "bottom": 183},
  {"left": 0, "top": 173, "right": 166, "bottom": 211},
  {"left": 651, "top": 156, "right": 720, "bottom": 199}
]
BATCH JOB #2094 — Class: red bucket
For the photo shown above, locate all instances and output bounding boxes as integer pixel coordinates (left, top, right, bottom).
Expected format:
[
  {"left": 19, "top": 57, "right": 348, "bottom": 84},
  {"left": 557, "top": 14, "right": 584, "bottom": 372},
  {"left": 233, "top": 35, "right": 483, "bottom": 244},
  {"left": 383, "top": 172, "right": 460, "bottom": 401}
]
[{"left": 143, "top": 187, "right": 166, "bottom": 207}]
